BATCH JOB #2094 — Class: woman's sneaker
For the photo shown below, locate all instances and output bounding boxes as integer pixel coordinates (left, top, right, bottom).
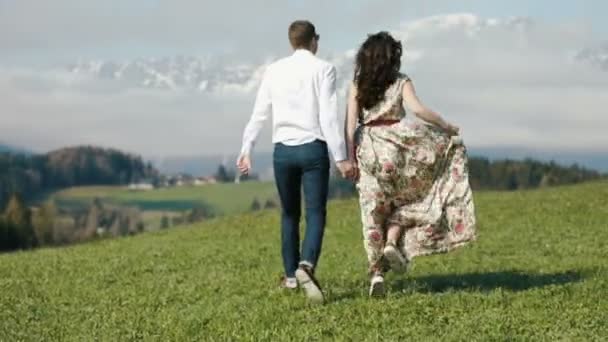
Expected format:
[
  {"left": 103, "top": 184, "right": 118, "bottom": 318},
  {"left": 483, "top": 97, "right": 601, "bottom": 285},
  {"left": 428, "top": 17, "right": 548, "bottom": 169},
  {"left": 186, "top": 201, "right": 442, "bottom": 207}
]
[
  {"left": 295, "top": 266, "right": 324, "bottom": 304},
  {"left": 279, "top": 276, "right": 298, "bottom": 290},
  {"left": 383, "top": 242, "right": 409, "bottom": 273},
  {"left": 369, "top": 273, "right": 385, "bottom": 297}
]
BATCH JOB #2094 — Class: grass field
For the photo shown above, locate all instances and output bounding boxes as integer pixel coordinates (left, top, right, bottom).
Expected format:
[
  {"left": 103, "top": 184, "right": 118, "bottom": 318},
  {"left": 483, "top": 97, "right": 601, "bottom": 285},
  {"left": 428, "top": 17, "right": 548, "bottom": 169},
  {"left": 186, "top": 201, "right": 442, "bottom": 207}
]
[
  {"left": 1, "top": 181, "right": 607, "bottom": 340},
  {"left": 50, "top": 182, "right": 277, "bottom": 216}
]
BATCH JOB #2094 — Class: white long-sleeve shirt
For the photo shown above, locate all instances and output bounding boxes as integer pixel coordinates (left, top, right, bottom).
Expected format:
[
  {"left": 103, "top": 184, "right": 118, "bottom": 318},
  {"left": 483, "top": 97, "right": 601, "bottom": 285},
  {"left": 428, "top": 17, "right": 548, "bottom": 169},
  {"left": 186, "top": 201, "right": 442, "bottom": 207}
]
[{"left": 239, "top": 49, "right": 347, "bottom": 162}]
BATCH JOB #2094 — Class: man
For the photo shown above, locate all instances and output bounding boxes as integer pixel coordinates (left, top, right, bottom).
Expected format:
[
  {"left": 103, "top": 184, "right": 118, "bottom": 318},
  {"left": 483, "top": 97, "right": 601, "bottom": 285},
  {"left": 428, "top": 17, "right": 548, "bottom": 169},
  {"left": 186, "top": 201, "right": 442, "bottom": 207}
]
[{"left": 237, "top": 20, "right": 354, "bottom": 304}]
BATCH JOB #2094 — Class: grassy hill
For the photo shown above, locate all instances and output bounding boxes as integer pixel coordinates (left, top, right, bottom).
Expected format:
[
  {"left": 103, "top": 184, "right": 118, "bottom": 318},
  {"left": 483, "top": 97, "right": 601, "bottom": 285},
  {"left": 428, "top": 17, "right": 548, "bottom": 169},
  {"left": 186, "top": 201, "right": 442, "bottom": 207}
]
[
  {"left": 1, "top": 182, "right": 607, "bottom": 340},
  {"left": 51, "top": 182, "right": 277, "bottom": 215}
]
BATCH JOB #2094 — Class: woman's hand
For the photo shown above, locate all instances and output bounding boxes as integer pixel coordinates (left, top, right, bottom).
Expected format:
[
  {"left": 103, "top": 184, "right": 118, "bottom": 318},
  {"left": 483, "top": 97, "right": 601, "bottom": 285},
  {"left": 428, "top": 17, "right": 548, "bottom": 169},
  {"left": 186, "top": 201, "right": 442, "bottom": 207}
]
[
  {"left": 402, "top": 81, "right": 461, "bottom": 137},
  {"left": 444, "top": 123, "right": 460, "bottom": 136},
  {"left": 337, "top": 160, "right": 359, "bottom": 181},
  {"left": 347, "top": 159, "right": 359, "bottom": 182}
]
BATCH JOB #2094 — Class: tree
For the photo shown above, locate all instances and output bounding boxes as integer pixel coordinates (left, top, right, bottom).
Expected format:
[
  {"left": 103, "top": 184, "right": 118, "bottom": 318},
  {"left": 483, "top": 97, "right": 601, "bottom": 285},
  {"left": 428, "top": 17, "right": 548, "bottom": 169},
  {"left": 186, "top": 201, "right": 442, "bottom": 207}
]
[
  {"left": 172, "top": 216, "right": 184, "bottom": 226},
  {"left": 215, "top": 165, "right": 236, "bottom": 183},
  {"left": 32, "top": 201, "right": 57, "bottom": 246},
  {"left": 240, "top": 172, "right": 260, "bottom": 182},
  {"left": 160, "top": 215, "right": 170, "bottom": 229},
  {"left": 188, "top": 204, "right": 215, "bottom": 223},
  {"left": 215, "top": 165, "right": 230, "bottom": 183},
  {"left": 250, "top": 197, "right": 262, "bottom": 211},
  {"left": 2, "top": 193, "right": 37, "bottom": 249},
  {"left": 4, "top": 193, "right": 29, "bottom": 227},
  {"left": 136, "top": 222, "right": 145, "bottom": 233},
  {"left": 264, "top": 199, "right": 278, "bottom": 209},
  {"left": 82, "top": 198, "right": 102, "bottom": 240},
  {"left": 109, "top": 214, "right": 122, "bottom": 237}
]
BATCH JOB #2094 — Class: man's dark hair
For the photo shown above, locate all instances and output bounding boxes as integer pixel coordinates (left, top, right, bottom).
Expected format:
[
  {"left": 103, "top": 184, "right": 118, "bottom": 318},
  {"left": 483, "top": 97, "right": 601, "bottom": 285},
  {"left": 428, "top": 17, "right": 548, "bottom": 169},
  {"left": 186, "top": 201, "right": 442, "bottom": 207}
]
[{"left": 288, "top": 20, "right": 318, "bottom": 49}]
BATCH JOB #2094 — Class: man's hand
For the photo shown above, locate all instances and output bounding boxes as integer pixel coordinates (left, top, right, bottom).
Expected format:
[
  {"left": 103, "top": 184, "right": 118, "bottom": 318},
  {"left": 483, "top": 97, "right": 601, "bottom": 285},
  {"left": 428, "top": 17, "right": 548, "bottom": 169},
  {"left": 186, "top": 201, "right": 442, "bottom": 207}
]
[
  {"left": 236, "top": 154, "right": 252, "bottom": 175},
  {"left": 336, "top": 160, "right": 358, "bottom": 181}
]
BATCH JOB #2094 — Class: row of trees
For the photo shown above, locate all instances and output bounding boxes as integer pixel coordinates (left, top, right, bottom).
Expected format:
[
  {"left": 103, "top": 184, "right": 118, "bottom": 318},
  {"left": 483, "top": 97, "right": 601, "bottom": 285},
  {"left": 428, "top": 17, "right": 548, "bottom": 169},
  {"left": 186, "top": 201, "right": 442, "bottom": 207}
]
[
  {"left": 0, "top": 193, "right": 146, "bottom": 252},
  {"left": 467, "top": 158, "right": 603, "bottom": 190},
  {"left": 160, "top": 202, "right": 217, "bottom": 229},
  {"left": 215, "top": 165, "right": 259, "bottom": 183},
  {"left": 250, "top": 198, "right": 278, "bottom": 211},
  {"left": 0, "top": 192, "right": 221, "bottom": 252},
  {"left": 243, "top": 157, "right": 605, "bottom": 213},
  {"left": 0, "top": 146, "right": 157, "bottom": 209},
  {"left": 324, "top": 157, "right": 604, "bottom": 199}
]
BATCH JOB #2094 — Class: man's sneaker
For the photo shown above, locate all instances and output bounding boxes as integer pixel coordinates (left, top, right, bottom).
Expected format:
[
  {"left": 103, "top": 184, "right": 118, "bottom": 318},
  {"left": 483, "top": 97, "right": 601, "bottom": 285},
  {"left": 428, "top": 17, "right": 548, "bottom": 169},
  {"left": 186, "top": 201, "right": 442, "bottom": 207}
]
[
  {"left": 369, "top": 273, "right": 385, "bottom": 297},
  {"left": 295, "top": 266, "right": 324, "bottom": 304},
  {"left": 279, "top": 276, "right": 298, "bottom": 290},
  {"left": 383, "top": 242, "right": 409, "bottom": 273}
]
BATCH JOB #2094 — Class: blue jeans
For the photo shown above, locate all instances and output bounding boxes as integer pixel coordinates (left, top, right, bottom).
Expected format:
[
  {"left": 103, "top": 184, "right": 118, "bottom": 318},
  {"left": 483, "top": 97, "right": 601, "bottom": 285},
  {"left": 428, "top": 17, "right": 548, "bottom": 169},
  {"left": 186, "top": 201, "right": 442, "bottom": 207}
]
[{"left": 273, "top": 140, "right": 330, "bottom": 278}]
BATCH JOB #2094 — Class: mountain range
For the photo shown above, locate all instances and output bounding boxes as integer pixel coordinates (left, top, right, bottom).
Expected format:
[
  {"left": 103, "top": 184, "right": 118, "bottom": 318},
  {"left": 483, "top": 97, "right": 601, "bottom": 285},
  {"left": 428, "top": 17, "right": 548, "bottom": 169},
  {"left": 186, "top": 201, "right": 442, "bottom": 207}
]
[
  {"left": 66, "top": 14, "right": 606, "bottom": 92},
  {"left": 0, "top": 143, "right": 30, "bottom": 155},
  {"left": 67, "top": 56, "right": 265, "bottom": 93},
  {"left": 577, "top": 42, "right": 608, "bottom": 71}
]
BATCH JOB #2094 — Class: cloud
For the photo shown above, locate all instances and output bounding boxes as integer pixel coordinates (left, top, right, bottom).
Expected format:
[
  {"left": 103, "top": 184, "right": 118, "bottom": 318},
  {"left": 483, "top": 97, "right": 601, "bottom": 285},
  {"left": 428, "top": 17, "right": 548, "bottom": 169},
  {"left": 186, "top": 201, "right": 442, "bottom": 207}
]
[
  {"left": 0, "top": 0, "right": 414, "bottom": 61},
  {"left": 1, "top": 13, "right": 607, "bottom": 158},
  {"left": 0, "top": 66, "right": 254, "bottom": 156},
  {"left": 383, "top": 14, "right": 608, "bottom": 151}
]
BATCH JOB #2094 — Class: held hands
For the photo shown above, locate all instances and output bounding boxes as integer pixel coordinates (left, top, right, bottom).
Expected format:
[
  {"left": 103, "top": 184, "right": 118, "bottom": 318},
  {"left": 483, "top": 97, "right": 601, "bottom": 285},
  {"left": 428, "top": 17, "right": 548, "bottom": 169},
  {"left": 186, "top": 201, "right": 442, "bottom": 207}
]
[
  {"left": 236, "top": 154, "right": 252, "bottom": 175},
  {"left": 336, "top": 159, "right": 359, "bottom": 181},
  {"left": 239, "top": 155, "right": 359, "bottom": 180}
]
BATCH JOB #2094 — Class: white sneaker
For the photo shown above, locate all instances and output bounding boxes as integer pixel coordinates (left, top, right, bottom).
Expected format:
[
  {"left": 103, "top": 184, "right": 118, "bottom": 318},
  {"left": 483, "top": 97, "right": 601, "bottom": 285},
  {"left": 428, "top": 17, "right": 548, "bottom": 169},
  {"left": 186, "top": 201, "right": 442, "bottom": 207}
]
[
  {"left": 369, "top": 274, "right": 385, "bottom": 297},
  {"left": 295, "top": 267, "right": 324, "bottom": 304},
  {"left": 280, "top": 276, "right": 298, "bottom": 290},
  {"left": 383, "top": 242, "right": 409, "bottom": 273}
]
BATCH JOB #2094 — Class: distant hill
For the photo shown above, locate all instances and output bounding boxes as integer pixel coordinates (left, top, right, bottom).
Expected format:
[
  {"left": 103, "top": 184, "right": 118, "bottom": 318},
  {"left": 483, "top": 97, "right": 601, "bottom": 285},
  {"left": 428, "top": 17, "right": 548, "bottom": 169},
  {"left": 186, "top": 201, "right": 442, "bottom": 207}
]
[
  {"left": 0, "top": 146, "right": 158, "bottom": 209},
  {"left": 0, "top": 143, "right": 30, "bottom": 155}
]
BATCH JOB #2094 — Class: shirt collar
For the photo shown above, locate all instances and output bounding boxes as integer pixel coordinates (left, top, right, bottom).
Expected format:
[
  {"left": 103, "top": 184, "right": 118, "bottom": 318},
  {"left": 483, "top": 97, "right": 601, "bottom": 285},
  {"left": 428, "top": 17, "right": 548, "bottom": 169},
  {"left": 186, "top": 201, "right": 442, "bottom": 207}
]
[{"left": 293, "top": 49, "right": 313, "bottom": 57}]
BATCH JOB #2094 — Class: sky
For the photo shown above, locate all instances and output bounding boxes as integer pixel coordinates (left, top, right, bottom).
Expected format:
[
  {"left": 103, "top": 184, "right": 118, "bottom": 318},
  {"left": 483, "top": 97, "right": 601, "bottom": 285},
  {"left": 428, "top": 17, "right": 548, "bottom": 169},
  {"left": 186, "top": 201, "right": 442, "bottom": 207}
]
[{"left": 1, "top": 0, "right": 607, "bottom": 163}]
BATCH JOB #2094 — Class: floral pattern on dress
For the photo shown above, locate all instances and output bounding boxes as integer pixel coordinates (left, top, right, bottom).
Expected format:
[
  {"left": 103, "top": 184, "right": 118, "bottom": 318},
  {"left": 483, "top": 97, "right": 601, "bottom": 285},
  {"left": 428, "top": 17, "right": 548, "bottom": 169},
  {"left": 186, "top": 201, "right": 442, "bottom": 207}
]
[{"left": 355, "top": 74, "right": 477, "bottom": 273}]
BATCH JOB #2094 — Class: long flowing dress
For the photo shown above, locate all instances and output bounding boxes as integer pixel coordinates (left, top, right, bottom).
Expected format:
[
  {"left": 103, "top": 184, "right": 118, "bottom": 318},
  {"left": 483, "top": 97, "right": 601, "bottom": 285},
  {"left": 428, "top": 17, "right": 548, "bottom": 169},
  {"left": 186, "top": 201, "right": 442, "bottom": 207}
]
[{"left": 355, "top": 74, "right": 477, "bottom": 273}]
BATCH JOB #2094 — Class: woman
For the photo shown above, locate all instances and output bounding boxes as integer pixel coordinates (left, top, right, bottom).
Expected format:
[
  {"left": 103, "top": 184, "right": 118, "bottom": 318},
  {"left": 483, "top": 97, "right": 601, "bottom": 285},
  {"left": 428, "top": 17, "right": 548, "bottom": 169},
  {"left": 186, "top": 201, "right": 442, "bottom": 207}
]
[{"left": 344, "top": 32, "right": 477, "bottom": 297}]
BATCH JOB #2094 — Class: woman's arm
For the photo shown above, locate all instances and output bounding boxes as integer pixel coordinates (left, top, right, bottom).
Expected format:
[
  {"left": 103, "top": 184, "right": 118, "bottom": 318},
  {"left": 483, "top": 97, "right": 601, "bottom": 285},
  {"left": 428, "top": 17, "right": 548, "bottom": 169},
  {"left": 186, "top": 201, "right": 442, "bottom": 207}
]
[
  {"left": 402, "top": 80, "right": 459, "bottom": 135},
  {"left": 345, "top": 82, "right": 360, "bottom": 162}
]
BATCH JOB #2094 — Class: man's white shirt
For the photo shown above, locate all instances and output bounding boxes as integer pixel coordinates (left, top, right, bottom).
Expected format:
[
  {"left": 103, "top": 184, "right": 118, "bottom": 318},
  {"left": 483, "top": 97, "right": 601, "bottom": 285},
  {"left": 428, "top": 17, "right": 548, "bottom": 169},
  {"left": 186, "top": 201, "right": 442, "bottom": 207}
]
[{"left": 240, "top": 49, "right": 347, "bottom": 162}]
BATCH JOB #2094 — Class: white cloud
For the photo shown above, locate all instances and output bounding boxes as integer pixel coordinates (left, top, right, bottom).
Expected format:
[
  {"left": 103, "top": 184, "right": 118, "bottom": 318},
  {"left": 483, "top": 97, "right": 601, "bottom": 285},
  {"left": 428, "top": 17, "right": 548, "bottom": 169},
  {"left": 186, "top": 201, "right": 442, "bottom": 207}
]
[
  {"left": 1, "top": 13, "right": 607, "bottom": 158},
  {"left": 0, "top": 0, "right": 412, "bottom": 61}
]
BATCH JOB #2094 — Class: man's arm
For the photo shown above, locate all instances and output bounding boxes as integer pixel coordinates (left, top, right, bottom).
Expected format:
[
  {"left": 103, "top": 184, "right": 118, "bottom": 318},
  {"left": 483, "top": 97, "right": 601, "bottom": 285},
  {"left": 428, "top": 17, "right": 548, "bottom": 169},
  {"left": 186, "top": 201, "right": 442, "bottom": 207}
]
[
  {"left": 318, "top": 65, "right": 347, "bottom": 162},
  {"left": 237, "top": 70, "right": 272, "bottom": 174},
  {"left": 240, "top": 70, "right": 272, "bottom": 155}
]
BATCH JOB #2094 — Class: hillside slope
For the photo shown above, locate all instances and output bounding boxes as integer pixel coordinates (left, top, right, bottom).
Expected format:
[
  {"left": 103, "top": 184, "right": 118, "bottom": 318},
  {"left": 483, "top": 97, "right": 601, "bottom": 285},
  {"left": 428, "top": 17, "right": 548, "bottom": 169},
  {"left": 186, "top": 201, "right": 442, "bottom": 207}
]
[{"left": 1, "top": 182, "right": 607, "bottom": 340}]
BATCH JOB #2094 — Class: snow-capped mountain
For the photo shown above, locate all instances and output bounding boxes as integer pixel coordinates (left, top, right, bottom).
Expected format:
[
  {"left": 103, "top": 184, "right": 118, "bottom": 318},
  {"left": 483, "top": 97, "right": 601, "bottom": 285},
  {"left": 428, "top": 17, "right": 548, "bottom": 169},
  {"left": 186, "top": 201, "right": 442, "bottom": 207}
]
[
  {"left": 66, "top": 14, "right": 603, "bottom": 93},
  {"left": 576, "top": 42, "right": 608, "bottom": 71},
  {"left": 68, "top": 55, "right": 268, "bottom": 93}
]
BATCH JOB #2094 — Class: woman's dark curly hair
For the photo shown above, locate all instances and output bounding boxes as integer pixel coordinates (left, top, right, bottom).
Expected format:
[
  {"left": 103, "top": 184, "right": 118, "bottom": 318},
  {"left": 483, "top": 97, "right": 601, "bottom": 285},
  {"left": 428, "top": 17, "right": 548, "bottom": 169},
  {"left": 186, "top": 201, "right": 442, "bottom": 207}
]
[{"left": 354, "top": 32, "right": 403, "bottom": 110}]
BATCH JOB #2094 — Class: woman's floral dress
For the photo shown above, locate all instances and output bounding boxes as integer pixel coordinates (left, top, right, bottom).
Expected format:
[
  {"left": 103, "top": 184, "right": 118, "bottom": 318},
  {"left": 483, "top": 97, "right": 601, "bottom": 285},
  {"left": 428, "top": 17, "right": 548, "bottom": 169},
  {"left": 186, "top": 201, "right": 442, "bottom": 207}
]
[{"left": 355, "top": 74, "right": 477, "bottom": 273}]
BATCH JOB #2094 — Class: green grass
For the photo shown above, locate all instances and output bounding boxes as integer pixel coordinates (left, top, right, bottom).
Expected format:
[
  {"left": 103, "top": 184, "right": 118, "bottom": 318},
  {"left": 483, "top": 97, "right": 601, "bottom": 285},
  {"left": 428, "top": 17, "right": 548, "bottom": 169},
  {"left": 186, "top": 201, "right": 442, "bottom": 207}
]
[
  {"left": 1, "top": 181, "right": 607, "bottom": 341},
  {"left": 51, "top": 182, "right": 277, "bottom": 215}
]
